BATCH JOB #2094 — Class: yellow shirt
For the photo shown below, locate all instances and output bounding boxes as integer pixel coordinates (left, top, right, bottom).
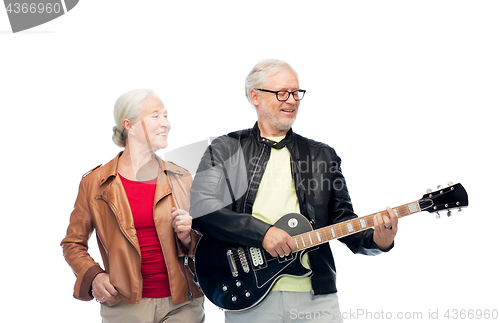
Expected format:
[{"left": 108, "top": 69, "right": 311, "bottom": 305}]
[{"left": 252, "top": 136, "right": 312, "bottom": 292}]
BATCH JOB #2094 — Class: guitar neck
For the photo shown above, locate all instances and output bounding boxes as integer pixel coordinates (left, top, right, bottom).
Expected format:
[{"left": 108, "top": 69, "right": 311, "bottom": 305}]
[{"left": 293, "top": 201, "right": 421, "bottom": 251}]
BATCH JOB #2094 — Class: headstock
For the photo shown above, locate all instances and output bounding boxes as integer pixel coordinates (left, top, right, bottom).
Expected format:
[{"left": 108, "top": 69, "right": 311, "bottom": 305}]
[{"left": 418, "top": 182, "right": 468, "bottom": 218}]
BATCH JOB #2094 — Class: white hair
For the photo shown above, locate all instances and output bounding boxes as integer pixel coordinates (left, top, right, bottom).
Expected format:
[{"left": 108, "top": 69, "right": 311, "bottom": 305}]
[
  {"left": 112, "top": 89, "right": 159, "bottom": 147},
  {"left": 244, "top": 59, "right": 299, "bottom": 106}
]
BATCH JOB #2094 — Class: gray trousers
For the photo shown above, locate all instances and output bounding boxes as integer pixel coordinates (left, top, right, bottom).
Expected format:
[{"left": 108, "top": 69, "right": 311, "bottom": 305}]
[
  {"left": 100, "top": 296, "right": 204, "bottom": 323},
  {"left": 225, "top": 291, "right": 343, "bottom": 323}
]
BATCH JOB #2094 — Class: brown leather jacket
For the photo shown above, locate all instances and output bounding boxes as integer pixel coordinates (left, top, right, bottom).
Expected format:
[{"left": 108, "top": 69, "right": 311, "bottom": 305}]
[{"left": 61, "top": 153, "right": 203, "bottom": 306}]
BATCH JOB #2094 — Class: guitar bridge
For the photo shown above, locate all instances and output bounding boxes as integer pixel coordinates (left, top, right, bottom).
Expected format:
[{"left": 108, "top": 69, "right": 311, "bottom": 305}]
[{"left": 227, "top": 250, "right": 238, "bottom": 277}]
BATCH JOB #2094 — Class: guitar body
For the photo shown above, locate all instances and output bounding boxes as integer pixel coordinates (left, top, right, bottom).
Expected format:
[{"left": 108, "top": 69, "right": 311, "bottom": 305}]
[{"left": 194, "top": 213, "right": 314, "bottom": 311}]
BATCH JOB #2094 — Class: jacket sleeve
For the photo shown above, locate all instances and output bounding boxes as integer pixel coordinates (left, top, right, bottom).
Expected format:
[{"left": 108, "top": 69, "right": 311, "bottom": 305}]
[
  {"left": 328, "top": 150, "right": 394, "bottom": 255},
  {"left": 190, "top": 136, "right": 271, "bottom": 247},
  {"left": 61, "top": 178, "right": 105, "bottom": 301}
]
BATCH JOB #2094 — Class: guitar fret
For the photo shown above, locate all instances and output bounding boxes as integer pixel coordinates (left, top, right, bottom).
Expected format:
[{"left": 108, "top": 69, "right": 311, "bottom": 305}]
[
  {"left": 321, "top": 228, "right": 327, "bottom": 242},
  {"left": 408, "top": 202, "right": 419, "bottom": 213},
  {"left": 316, "top": 231, "right": 322, "bottom": 242},
  {"left": 405, "top": 203, "right": 418, "bottom": 215}
]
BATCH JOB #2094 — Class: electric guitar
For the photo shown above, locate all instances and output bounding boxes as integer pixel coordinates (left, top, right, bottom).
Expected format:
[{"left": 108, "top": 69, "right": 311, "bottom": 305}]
[{"left": 194, "top": 183, "right": 468, "bottom": 311}]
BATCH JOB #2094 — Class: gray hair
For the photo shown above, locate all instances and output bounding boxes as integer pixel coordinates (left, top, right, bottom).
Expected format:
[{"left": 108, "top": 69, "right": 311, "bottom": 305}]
[
  {"left": 244, "top": 59, "right": 299, "bottom": 106},
  {"left": 112, "top": 89, "right": 159, "bottom": 147}
]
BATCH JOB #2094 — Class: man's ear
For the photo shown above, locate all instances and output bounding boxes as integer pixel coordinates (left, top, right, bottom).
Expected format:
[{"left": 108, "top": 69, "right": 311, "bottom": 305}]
[{"left": 250, "top": 89, "right": 260, "bottom": 108}]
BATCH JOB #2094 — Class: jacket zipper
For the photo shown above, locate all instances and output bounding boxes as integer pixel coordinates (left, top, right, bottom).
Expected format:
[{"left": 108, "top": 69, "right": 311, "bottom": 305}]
[
  {"left": 98, "top": 195, "right": 141, "bottom": 256},
  {"left": 243, "top": 144, "right": 266, "bottom": 210},
  {"left": 183, "top": 255, "right": 193, "bottom": 301}
]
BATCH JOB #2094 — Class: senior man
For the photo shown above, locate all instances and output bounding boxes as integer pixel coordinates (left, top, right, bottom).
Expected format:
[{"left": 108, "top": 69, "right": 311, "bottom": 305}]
[{"left": 190, "top": 59, "right": 398, "bottom": 322}]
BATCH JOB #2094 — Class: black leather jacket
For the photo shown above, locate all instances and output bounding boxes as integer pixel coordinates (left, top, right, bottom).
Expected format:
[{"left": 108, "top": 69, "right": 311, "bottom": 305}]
[{"left": 191, "top": 122, "right": 391, "bottom": 295}]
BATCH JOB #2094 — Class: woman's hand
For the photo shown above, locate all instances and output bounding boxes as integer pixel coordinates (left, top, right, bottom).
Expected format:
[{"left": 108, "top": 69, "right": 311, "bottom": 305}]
[
  {"left": 171, "top": 207, "right": 193, "bottom": 248},
  {"left": 92, "top": 273, "right": 118, "bottom": 303}
]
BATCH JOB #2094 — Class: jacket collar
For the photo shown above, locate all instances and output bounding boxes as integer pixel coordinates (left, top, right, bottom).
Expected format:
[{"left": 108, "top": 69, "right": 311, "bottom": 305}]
[
  {"left": 99, "top": 152, "right": 178, "bottom": 220},
  {"left": 99, "top": 153, "right": 120, "bottom": 186},
  {"left": 251, "top": 121, "right": 294, "bottom": 149},
  {"left": 99, "top": 152, "right": 186, "bottom": 187}
]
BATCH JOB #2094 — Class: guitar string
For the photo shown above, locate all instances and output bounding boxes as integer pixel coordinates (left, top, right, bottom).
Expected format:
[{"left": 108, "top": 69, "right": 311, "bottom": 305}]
[
  {"left": 229, "top": 213, "right": 383, "bottom": 269},
  {"left": 229, "top": 224, "right": 360, "bottom": 270},
  {"left": 228, "top": 205, "right": 417, "bottom": 271}
]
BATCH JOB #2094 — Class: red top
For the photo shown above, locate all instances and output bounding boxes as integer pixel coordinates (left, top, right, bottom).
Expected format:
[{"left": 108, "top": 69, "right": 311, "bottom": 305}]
[{"left": 119, "top": 173, "right": 171, "bottom": 298}]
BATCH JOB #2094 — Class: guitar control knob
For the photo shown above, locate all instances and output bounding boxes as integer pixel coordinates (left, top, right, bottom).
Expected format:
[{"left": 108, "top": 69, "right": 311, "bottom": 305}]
[
  {"left": 245, "top": 291, "right": 251, "bottom": 298},
  {"left": 231, "top": 296, "right": 238, "bottom": 303},
  {"left": 222, "top": 285, "right": 228, "bottom": 292},
  {"left": 236, "top": 281, "right": 242, "bottom": 288}
]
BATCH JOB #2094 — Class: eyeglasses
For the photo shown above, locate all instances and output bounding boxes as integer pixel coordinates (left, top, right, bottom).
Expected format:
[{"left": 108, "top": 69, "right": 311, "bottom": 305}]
[{"left": 255, "top": 88, "right": 306, "bottom": 101}]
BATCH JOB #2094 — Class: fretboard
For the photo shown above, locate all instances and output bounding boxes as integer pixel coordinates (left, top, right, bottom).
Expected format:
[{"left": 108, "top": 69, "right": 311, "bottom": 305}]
[{"left": 292, "top": 201, "right": 421, "bottom": 251}]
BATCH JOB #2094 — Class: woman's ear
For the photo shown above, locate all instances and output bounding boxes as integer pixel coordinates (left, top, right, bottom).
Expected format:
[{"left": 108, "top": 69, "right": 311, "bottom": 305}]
[{"left": 123, "top": 118, "right": 134, "bottom": 134}]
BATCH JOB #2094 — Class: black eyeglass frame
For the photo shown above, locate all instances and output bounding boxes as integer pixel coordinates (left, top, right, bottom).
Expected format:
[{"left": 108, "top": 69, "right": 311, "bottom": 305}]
[{"left": 255, "top": 88, "right": 306, "bottom": 101}]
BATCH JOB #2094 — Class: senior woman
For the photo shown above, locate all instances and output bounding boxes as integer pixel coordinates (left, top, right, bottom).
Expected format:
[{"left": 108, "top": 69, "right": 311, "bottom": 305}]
[{"left": 61, "top": 89, "right": 204, "bottom": 323}]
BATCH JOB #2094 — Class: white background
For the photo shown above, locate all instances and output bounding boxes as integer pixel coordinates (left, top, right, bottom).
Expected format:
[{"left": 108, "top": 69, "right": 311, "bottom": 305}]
[{"left": 1, "top": 1, "right": 499, "bottom": 322}]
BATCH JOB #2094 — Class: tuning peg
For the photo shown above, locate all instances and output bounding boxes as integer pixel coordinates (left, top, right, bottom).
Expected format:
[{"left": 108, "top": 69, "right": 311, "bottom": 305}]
[
  {"left": 426, "top": 188, "right": 432, "bottom": 194},
  {"left": 436, "top": 212, "right": 441, "bottom": 219},
  {"left": 447, "top": 181, "right": 454, "bottom": 187},
  {"left": 457, "top": 208, "right": 464, "bottom": 215},
  {"left": 447, "top": 210, "right": 452, "bottom": 217},
  {"left": 437, "top": 185, "right": 443, "bottom": 190}
]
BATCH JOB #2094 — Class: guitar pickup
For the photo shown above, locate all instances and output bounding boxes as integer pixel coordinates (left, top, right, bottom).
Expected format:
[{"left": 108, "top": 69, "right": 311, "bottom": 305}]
[
  {"left": 250, "top": 247, "right": 264, "bottom": 266},
  {"left": 249, "top": 247, "right": 267, "bottom": 269},
  {"left": 237, "top": 247, "right": 250, "bottom": 273}
]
